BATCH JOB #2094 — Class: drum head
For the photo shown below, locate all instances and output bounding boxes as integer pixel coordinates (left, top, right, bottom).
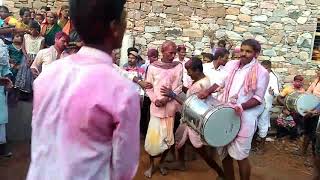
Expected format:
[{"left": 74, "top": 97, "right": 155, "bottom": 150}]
[
  {"left": 203, "top": 107, "right": 241, "bottom": 147},
  {"left": 296, "top": 94, "right": 320, "bottom": 116}
]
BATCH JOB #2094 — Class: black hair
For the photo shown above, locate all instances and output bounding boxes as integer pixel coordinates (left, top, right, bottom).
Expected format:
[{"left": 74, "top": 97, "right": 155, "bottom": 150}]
[
  {"left": 213, "top": 48, "right": 229, "bottom": 60},
  {"left": 29, "top": 20, "right": 41, "bottom": 32},
  {"left": 35, "top": 13, "right": 44, "bottom": 20},
  {"left": 202, "top": 53, "right": 214, "bottom": 62},
  {"left": 218, "top": 40, "right": 227, "bottom": 47},
  {"left": 261, "top": 60, "right": 271, "bottom": 68},
  {"left": 241, "top": 39, "right": 262, "bottom": 53},
  {"left": 40, "top": 6, "right": 51, "bottom": 11},
  {"left": 0, "top": 6, "right": 9, "bottom": 13},
  {"left": 19, "top": 7, "right": 30, "bottom": 17},
  {"left": 188, "top": 57, "right": 203, "bottom": 72},
  {"left": 70, "top": 0, "right": 126, "bottom": 44},
  {"left": 127, "top": 47, "right": 139, "bottom": 55}
]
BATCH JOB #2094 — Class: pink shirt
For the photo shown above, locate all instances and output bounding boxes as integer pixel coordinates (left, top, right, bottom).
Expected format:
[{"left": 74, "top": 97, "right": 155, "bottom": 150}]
[
  {"left": 145, "top": 63, "right": 183, "bottom": 118},
  {"left": 27, "top": 46, "right": 141, "bottom": 180}
]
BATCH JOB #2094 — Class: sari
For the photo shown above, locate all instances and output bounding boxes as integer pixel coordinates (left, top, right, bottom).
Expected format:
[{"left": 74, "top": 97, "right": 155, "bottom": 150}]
[{"left": 41, "top": 23, "right": 62, "bottom": 47}]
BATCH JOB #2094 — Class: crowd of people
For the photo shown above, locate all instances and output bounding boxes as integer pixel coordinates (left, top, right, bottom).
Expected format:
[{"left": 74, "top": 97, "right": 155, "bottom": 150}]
[{"left": 0, "top": 1, "right": 319, "bottom": 180}]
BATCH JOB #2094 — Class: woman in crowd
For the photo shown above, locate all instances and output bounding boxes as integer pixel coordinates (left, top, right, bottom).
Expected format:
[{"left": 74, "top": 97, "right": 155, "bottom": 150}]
[{"left": 40, "top": 11, "right": 62, "bottom": 47}]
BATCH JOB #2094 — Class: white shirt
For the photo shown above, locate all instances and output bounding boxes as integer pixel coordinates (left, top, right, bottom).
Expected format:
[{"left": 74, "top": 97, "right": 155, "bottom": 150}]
[
  {"left": 203, "top": 62, "right": 227, "bottom": 98},
  {"left": 264, "top": 71, "right": 280, "bottom": 108},
  {"left": 174, "top": 57, "right": 193, "bottom": 88}
]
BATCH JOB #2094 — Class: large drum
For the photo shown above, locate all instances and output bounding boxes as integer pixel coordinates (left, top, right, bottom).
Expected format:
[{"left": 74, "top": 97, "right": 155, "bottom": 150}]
[
  {"left": 285, "top": 92, "right": 320, "bottom": 116},
  {"left": 183, "top": 94, "right": 241, "bottom": 147}
]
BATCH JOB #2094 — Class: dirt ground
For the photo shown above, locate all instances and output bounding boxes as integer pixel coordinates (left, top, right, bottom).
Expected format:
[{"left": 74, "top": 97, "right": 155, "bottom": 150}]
[{"left": 0, "top": 137, "right": 314, "bottom": 180}]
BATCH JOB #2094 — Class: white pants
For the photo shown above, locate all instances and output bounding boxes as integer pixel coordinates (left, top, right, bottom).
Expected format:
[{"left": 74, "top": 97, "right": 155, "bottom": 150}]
[
  {"left": 0, "top": 124, "right": 6, "bottom": 144},
  {"left": 257, "top": 106, "right": 271, "bottom": 138}
]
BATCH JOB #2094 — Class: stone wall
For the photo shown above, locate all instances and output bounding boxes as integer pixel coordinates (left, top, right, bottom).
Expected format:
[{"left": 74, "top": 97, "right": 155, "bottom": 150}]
[
  {"left": 4, "top": 0, "right": 68, "bottom": 15},
  {"left": 4, "top": 0, "right": 320, "bottom": 87},
  {"left": 125, "top": 0, "right": 320, "bottom": 87}
]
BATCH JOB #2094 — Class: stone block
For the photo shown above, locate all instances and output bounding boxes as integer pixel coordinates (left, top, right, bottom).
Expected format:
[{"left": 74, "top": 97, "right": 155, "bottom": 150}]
[
  {"left": 238, "top": 14, "right": 251, "bottom": 22},
  {"left": 164, "top": 0, "right": 179, "bottom": 6},
  {"left": 183, "top": 29, "right": 204, "bottom": 38},
  {"left": 164, "top": 7, "right": 178, "bottom": 14},
  {"left": 207, "top": 7, "right": 226, "bottom": 18},
  {"left": 226, "top": 7, "right": 240, "bottom": 15}
]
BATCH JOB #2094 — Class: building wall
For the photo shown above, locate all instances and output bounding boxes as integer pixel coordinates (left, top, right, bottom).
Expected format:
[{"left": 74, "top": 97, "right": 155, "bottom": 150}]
[{"left": 4, "top": 0, "right": 320, "bottom": 86}]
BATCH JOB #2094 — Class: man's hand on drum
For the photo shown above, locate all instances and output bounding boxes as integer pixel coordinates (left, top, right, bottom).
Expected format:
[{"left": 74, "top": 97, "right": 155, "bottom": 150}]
[
  {"left": 234, "top": 105, "right": 243, "bottom": 116},
  {"left": 198, "top": 89, "right": 210, "bottom": 99}
]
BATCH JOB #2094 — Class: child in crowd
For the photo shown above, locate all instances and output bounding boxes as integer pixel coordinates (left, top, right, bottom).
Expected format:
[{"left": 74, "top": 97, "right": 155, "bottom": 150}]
[
  {"left": 276, "top": 108, "right": 297, "bottom": 139},
  {"left": 34, "top": 13, "right": 44, "bottom": 25},
  {"left": 8, "top": 33, "right": 23, "bottom": 80},
  {"left": 15, "top": 21, "right": 44, "bottom": 100}
]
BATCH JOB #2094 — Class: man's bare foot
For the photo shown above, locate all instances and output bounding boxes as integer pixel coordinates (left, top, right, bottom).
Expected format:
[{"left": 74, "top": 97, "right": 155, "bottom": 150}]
[
  {"left": 144, "top": 165, "right": 155, "bottom": 178},
  {"left": 162, "top": 161, "right": 186, "bottom": 171},
  {"left": 159, "top": 165, "right": 168, "bottom": 176}
]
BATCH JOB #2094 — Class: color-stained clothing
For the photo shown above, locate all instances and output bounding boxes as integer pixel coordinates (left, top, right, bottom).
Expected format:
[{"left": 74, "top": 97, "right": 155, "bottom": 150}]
[
  {"left": 27, "top": 46, "right": 140, "bottom": 180},
  {"left": 30, "top": 46, "right": 58, "bottom": 74},
  {"left": 175, "top": 77, "right": 212, "bottom": 149},
  {"left": 124, "top": 66, "right": 145, "bottom": 96},
  {"left": 144, "top": 61, "right": 183, "bottom": 156},
  {"left": 217, "top": 59, "right": 269, "bottom": 160}
]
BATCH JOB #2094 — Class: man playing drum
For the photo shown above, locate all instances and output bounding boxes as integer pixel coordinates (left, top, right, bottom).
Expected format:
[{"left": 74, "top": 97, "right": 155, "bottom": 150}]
[
  {"left": 160, "top": 57, "right": 225, "bottom": 179},
  {"left": 198, "top": 39, "right": 270, "bottom": 180},
  {"left": 304, "top": 67, "right": 320, "bottom": 156},
  {"left": 144, "top": 40, "right": 183, "bottom": 178}
]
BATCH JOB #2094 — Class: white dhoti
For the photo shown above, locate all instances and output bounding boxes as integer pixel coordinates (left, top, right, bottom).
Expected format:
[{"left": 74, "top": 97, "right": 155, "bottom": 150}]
[
  {"left": 218, "top": 105, "right": 264, "bottom": 160},
  {"left": 257, "top": 106, "right": 271, "bottom": 138},
  {"left": 144, "top": 116, "right": 174, "bottom": 156}
]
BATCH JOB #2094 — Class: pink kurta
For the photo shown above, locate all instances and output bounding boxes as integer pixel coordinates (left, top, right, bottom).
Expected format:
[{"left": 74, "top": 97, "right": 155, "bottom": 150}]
[
  {"left": 144, "top": 62, "right": 183, "bottom": 156},
  {"left": 145, "top": 63, "right": 183, "bottom": 118},
  {"left": 27, "top": 46, "right": 141, "bottom": 180}
]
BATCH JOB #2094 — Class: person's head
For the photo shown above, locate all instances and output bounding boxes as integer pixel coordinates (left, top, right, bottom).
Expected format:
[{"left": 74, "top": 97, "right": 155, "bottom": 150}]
[
  {"left": 218, "top": 40, "right": 227, "bottom": 48},
  {"left": 30, "top": 9, "right": 35, "bottom": 19},
  {"left": 202, "top": 53, "right": 214, "bottom": 63},
  {"left": 147, "top": 48, "right": 159, "bottom": 63},
  {"left": 185, "top": 57, "right": 204, "bottom": 81},
  {"left": 232, "top": 47, "right": 241, "bottom": 59},
  {"left": 161, "top": 40, "right": 177, "bottom": 63},
  {"left": 127, "top": 47, "right": 138, "bottom": 54},
  {"left": 261, "top": 60, "right": 272, "bottom": 73},
  {"left": 20, "top": 7, "right": 31, "bottom": 25},
  {"left": 59, "top": 5, "right": 69, "bottom": 19},
  {"left": 40, "top": 6, "right": 50, "bottom": 16},
  {"left": 240, "top": 39, "right": 261, "bottom": 65},
  {"left": 127, "top": 51, "right": 138, "bottom": 67},
  {"left": 177, "top": 45, "right": 187, "bottom": 60},
  {"left": 29, "top": 21, "right": 41, "bottom": 37},
  {"left": 213, "top": 48, "right": 229, "bottom": 67},
  {"left": 112, "top": 49, "right": 120, "bottom": 65},
  {"left": 0, "top": 6, "right": 9, "bottom": 20},
  {"left": 46, "top": 12, "right": 58, "bottom": 25},
  {"left": 35, "top": 13, "right": 44, "bottom": 24},
  {"left": 54, "top": 31, "right": 70, "bottom": 51},
  {"left": 70, "top": 0, "right": 127, "bottom": 53},
  {"left": 12, "top": 33, "right": 23, "bottom": 44},
  {"left": 293, "top": 75, "right": 304, "bottom": 89}
]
